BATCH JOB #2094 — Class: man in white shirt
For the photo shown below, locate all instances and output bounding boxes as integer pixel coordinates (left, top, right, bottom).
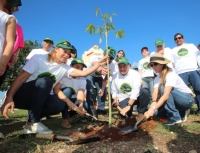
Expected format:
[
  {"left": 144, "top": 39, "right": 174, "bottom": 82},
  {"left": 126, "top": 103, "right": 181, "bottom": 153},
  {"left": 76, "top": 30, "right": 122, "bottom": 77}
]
[
  {"left": 86, "top": 47, "right": 115, "bottom": 121},
  {"left": 112, "top": 57, "right": 150, "bottom": 120},
  {"left": 172, "top": 33, "right": 200, "bottom": 114},
  {"left": 138, "top": 47, "right": 154, "bottom": 96},
  {"left": 26, "top": 37, "right": 54, "bottom": 60},
  {"left": 150, "top": 39, "right": 174, "bottom": 69}
]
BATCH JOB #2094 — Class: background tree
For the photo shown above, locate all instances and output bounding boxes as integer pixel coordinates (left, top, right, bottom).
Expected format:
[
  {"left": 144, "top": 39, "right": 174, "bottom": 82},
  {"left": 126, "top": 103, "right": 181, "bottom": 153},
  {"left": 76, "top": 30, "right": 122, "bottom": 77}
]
[
  {"left": 86, "top": 8, "right": 125, "bottom": 125},
  {"left": 0, "top": 40, "right": 41, "bottom": 91}
]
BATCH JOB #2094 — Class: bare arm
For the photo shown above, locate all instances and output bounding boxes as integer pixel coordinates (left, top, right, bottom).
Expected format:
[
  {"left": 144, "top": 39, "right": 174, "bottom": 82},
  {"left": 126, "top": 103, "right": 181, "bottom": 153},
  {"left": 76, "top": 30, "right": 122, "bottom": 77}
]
[{"left": 0, "top": 17, "right": 16, "bottom": 66}]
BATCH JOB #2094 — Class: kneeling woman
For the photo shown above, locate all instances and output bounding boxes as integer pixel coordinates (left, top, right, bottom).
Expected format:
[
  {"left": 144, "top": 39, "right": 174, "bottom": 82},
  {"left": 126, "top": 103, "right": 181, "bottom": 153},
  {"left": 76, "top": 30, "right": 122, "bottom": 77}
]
[
  {"left": 1, "top": 40, "right": 107, "bottom": 134},
  {"left": 144, "top": 54, "right": 194, "bottom": 126},
  {"left": 54, "top": 58, "right": 88, "bottom": 128}
]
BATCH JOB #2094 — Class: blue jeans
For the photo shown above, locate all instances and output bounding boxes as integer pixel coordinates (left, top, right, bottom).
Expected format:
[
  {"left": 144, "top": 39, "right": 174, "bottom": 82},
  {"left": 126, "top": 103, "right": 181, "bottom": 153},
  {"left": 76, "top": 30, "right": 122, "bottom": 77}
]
[
  {"left": 178, "top": 70, "right": 200, "bottom": 112},
  {"left": 61, "top": 87, "right": 88, "bottom": 119},
  {"left": 13, "top": 77, "right": 66, "bottom": 122},
  {"left": 155, "top": 87, "right": 194, "bottom": 122},
  {"left": 142, "top": 77, "right": 154, "bottom": 96},
  {"left": 86, "top": 75, "right": 106, "bottom": 115},
  {"left": 118, "top": 88, "right": 150, "bottom": 118}
]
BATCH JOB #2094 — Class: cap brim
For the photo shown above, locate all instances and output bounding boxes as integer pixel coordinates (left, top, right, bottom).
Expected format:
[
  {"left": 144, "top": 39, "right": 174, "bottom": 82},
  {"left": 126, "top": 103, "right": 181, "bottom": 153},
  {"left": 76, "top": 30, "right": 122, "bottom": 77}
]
[
  {"left": 156, "top": 43, "right": 164, "bottom": 46},
  {"left": 118, "top": 62, "right": 129, "bottom": 65}
]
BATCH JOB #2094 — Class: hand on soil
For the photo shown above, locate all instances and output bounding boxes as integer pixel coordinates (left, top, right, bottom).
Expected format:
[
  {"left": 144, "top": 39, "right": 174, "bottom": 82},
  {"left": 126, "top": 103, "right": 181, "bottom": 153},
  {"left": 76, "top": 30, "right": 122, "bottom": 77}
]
[{"left": 1, "top": 101, "right": 15, "bottom": 119}]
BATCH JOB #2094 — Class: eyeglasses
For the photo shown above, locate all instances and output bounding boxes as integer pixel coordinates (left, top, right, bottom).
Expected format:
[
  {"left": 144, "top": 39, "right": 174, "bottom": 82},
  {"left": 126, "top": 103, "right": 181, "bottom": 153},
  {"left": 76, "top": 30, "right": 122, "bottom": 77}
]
[
  {"left": 174, "top": 37, "right": 182, "bottom": 41},
  {"left": 150, "top": 62, "right": 159, "bottom": 67}
]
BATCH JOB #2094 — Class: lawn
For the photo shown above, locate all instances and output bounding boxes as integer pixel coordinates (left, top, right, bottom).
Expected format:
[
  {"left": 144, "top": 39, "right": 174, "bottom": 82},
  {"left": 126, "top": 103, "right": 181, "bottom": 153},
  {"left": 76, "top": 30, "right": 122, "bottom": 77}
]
[{"left": 0, "top": 105, "right": 200, "bottom": 153}]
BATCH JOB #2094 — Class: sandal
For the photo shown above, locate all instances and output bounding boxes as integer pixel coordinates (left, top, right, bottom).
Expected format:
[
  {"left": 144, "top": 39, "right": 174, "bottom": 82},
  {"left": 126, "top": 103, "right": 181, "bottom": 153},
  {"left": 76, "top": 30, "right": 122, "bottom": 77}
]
[{"left": 61, "top": 119, "right": 72, "bottom": 129}]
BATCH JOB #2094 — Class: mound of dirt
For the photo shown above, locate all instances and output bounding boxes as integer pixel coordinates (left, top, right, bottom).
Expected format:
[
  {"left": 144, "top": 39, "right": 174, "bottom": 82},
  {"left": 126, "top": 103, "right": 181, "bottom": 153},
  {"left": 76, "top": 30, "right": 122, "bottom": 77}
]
[{"left": 66, "top": 118, "right": 156, "bottom": 143}]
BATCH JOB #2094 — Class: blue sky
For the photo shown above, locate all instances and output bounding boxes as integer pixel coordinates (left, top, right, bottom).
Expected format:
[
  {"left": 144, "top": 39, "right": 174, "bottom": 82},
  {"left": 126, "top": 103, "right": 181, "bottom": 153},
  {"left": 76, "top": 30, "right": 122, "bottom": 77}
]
[{"left": 0, "top": 0, "right": 200, "bottom": 98}]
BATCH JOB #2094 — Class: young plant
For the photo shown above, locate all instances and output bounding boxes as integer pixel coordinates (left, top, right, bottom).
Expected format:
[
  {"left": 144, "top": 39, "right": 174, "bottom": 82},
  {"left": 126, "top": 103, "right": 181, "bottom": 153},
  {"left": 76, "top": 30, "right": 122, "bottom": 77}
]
[{"left": 86, "top": 8, "right": 125, "bottom": 125}]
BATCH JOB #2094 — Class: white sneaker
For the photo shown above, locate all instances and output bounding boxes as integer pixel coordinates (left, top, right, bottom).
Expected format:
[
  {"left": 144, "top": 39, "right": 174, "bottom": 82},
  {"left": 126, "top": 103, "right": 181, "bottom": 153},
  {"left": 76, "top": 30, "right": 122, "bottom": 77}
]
[
  {"left": 23, "top": 122, "right": 53, "bottom": 134},
  {"left": 182, "top": 109, "right": 190, "bottom": 122},
  {"left": 164, "top": 120, "right": 182, "bottom": 126}
]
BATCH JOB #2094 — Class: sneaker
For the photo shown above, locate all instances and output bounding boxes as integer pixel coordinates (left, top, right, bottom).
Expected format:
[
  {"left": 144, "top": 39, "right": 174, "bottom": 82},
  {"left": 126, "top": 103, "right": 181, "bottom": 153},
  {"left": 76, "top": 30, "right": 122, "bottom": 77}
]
[
  {"left": 182, "top": 109, "right": 190, "bottom": 122},
  {"left": 46, "top": 115, "right": 53, "bottom": 120},
  {"left": 163, "top": 120, "right": 182, "bottom": 126},
  {"left": 61, "top": 119, "right": 72, "bottom": 129},
  {"left": 23, "top": 122, "right": 53, "bottom": 134}
]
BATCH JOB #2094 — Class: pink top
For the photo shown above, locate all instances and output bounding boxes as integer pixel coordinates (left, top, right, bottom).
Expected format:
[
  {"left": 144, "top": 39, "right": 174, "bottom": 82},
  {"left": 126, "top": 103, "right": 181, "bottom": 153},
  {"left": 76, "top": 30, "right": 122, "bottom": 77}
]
[{"left": 7, "top": 24, "right": 24, "bottom": 67}]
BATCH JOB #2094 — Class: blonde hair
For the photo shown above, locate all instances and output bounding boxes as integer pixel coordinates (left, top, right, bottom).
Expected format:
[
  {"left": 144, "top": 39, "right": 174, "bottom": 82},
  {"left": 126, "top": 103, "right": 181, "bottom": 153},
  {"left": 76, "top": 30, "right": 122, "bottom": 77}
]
[
  {"left": 47, "top": 47, "right": 67, "bottom": 64},
  {"left": 159, "top": 65, "right": 172, "bottom": 87}
]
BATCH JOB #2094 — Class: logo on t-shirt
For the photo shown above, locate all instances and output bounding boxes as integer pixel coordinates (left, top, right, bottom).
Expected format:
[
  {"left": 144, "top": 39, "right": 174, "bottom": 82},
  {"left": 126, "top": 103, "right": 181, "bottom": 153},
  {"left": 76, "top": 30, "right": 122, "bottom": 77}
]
[
  {"left": 37, "top": 72, "right": 56, "bottom": 84},
  {"left": 177, "top": 48, "right": 188, "bottom": 57},
  {"left": 143, "top": 62, "right": 149, "bottom": 70},
  {"left": 120, "top": 83, "right": 132, "bottom": 94}
]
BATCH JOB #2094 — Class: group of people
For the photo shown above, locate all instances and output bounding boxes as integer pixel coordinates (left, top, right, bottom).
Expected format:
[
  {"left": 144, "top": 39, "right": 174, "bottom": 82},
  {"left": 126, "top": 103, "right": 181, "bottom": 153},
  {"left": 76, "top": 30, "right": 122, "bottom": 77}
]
[{"left": 0, "top": 0, "right": 199, "bottom": 136}]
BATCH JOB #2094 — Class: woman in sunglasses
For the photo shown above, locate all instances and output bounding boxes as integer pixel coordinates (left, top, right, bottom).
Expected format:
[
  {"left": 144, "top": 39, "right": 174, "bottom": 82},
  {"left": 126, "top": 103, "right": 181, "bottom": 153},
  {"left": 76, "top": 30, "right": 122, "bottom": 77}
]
[{"left": 144, "top": 54, "right": 194, "bottom": 126}]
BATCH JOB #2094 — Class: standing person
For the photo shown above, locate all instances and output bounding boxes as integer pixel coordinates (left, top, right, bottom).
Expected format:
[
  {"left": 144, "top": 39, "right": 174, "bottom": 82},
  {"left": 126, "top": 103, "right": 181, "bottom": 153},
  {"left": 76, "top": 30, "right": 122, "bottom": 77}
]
[
  {"left": 138, "top": 47, "right": 154, "bottom": 96},
  {"left": 26, "top": 38, "right": 53, "bottom": 60},
  {"left": 1, "top": 39, "right": 108, "bottom": 134},
  {"left": 67, "top": 45, "right": 77, "bottom": 65},
  {"left": 172, "top": 33, "right": 200, "bottom": 114},
  {"left": 144, "top": 54, "right": 194, "bottom": 125},
  {"left": 0, "top": 0, "right": 16, "bottom": 86},
  {"left": 54, "top": 58, "right": 87, "bottom": 128},
  {"left": 112, "top": 57, "right": 150, "bottom": 119},
  {"left": 86, "top": 47, "right": 116, "bottom": 121},
  {"left": 151, "top": 39, "right": 174, "bottom": 70},
  {"left": 113, "top": 50, "right": 125, "bottom": 73}
]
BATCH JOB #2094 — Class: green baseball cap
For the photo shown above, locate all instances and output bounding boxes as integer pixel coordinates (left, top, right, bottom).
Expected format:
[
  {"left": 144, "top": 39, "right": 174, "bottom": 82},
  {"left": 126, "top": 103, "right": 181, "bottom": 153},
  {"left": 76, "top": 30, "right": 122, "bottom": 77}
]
[
  {"left": 71, "top": 58, "right": 87, "bottom": 68},
  {"left": 43, "top": 37, "right": 54, "bottom": 44},
  {"left": 55, "top": 39, "right": 73, "bottom": 50},
  {"left": 155, "top": 39, "right": 164, "bottom": 46},
  {"left": 198, "top": 43, "right": 200, "bottom": 47},
  {"left": 118, "top": 57, "right": 129, "bottom": 65},
  {"left": 9, "top": 0, "right": 22, "bottom": 7},
  {"left": 104, "top": 47, "right": 116, "bottom": 59}
]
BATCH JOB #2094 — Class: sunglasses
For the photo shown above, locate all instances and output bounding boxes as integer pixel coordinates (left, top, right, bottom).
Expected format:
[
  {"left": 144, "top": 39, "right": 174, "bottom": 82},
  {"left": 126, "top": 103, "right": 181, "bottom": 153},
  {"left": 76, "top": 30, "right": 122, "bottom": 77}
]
[
  {"left": 150, "top": 62, "right": 159, "bottom": 67},
  {"left": 174, "top": 37, "right": 182, "bottom": 41}
]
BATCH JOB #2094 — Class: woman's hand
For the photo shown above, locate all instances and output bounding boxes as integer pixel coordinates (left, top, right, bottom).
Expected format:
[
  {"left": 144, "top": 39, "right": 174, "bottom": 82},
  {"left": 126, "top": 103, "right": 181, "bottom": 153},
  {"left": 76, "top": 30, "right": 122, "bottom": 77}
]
[
  {"left": 112, "top": 98, "right": 119, "bottom": 106},
  {"left": 9, "top": 53, "right": 18, "bottom": 64},
  {"left": 144, "top": 107, "right": 154, "bottom": 120},
  {"left": 79, "top": 104, "right": 86, "bottom": 114},
  {"left": 98, "top": 55, "right": 108, "bottom": 66},
  {"left": 98, "top": 89, "right": 104, "bottom": 97},
  {"left": 1, "top": 97, "right": 15, "bottom": 118}
]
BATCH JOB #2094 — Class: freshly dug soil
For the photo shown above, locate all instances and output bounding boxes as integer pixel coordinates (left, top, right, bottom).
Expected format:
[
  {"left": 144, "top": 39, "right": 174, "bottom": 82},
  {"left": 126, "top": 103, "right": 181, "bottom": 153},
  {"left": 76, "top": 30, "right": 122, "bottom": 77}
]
[{"left": 66, "top": 118, "right": 156, "bottom": 143}]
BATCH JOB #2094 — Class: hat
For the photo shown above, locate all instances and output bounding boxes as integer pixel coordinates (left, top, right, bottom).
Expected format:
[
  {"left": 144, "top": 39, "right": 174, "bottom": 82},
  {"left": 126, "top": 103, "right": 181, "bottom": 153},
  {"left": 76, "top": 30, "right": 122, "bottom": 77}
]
[
  {"left": 155, "top": 39, "right": 164, "bottom": 46},
  {"left": 43, "top": 38, "right": 54, "bottom": 44},
  {"left": 9, "top": 0, "right": 22, "bottom": 7},
  {"left": 147, "top": 53, "right": 170, "bottom": 68},
  {"left": 118, "top": 57, "right": 129, "bottom": 65},
  {"left": 71, "top": 58, "right": 87, "bottom": 68},
  {"left": 104, "top": 47, "right": 116, "bottom": 59},
  {"left": 56, "top": 39, "right": 73, "bottom": 50},
  {"left": 198, "top": 43, "right": 200, "bottom": 47}
]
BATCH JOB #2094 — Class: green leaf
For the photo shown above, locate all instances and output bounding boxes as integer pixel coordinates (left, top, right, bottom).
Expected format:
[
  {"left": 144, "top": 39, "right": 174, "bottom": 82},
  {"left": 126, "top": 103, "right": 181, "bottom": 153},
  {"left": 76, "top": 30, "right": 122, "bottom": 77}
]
[
  {"left": 99, "top": 38, "right": 102, "bottom": 44},
  {"left": 98, "top": 27, "right": 104, "bottom": 36},
  {"left": 115, "top": 30, "right": 125, "bottom": 39},
  {"left": 109, "top": 16, "right": 112, "bottom": 22},
  {"left": 110, "top": 22, "right": 115, "bottom": 30},
  {"left": 105, "top": 23, "right": 111, "bottom": 33},
  {"left": 111, "top": 13, "right": 117, "bottom": 16},
  {"left": 86, "top": 24, "right": 96, "bottom": 34},
  {"left": 102, "top": 13, "right": 109, "bottom": 21},
  {"left": 95, "top": 8, "right": 100, "bottom": 16}
]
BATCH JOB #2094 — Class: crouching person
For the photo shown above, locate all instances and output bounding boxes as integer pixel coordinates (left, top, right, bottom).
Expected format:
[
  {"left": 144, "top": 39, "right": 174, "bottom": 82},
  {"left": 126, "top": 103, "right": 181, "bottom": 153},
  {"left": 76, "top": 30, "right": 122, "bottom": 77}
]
[
  {"left": 1, "top": 40, "right": 107, "bottom": 134},
  {"left": 144, "top": 54, "right": 194, "bottom": 126},
  {"left": 53, "top": 58, "right": 88, "bottom": 128},
  {"left": 112, "top": 57, "right": 150, "bottom": 119}
]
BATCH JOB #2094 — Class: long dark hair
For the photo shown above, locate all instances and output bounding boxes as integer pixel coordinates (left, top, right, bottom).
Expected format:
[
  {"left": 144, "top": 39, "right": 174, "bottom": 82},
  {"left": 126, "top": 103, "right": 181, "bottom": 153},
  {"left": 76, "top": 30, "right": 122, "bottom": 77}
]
[{"left": 115, "top": 50, "right": 125, "bottom": 62}]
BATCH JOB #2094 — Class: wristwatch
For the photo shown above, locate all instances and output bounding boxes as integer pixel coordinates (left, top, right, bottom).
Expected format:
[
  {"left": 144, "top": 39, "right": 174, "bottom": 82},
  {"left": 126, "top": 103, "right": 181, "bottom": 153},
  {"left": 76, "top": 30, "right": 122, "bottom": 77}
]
[
  {"left": 151, "top": 106, "right": 158, "bottom": 112},
  {"left": 127, "top": 103, "right": 132, "bottom": 107}
]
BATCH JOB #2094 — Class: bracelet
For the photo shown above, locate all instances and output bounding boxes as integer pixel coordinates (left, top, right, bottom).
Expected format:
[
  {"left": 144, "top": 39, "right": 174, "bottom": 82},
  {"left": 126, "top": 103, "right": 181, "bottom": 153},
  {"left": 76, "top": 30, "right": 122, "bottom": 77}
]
[
  {"left": 152, "top": 100, "right": 157, "bottom": 103},
  {"left": 127, "top": 103, "right": 132, "bottom": 107},
  {"left": 0, "top": 61, "right": 6, "bottom": 68},
  {"left": 151, "top": 106, "right": 158, "bottom": 112}
]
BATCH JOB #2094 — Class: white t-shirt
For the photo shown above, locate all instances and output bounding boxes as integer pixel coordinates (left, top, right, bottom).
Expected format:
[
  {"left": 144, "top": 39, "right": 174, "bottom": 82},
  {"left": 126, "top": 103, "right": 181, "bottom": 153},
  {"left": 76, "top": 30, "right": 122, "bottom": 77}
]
[
  {"left": 111, "top": 69, "right": 141, "bottom": 101},
  {"left": 67, "top": 58, "right": 72, "bottom": 66},
  {"left": 138, "top": 57, "right": 154, "bottom": 78},
  {"left": 0, "top": 11, "right": 16, "bottom": 58},
  {"left": 60, "top": 77, "right": 86, "bottom": 98},
  {"left": 112, "top": 60, "right": 119, "bottom": 74},
  {"left": 23, "top": 54, "right": 74, "bottom": 88},
  {"left": 172, "top": 43, "right": 198, "bottom": 74},
  {"left": 87, "top": 56, "right": 115, "bottom": 77},
  {"left": 26, "top": 48, "right": 49, "bottom": 60},
  {"left": 150, "top": 48, "right": 174, "bottom": 69},
  {"left": 154, "top": 72, "right": 192, "bottom": 94}
]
